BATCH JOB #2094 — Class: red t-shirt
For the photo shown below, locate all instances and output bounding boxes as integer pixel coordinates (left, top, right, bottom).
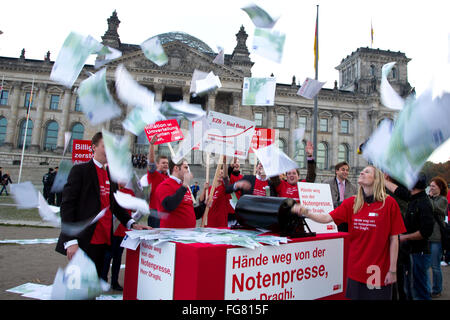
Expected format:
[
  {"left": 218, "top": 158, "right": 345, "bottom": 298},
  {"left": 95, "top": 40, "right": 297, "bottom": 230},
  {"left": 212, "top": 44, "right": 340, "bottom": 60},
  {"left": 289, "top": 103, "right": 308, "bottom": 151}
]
[
  {"left": 329, "top": 196, "right": 406, "bottom": 285},
  {"left": 275, "top": 180, "right": 300, "bottom": 202},
  {"left": 253, "top": 177, "right": 269, "bottom": 196},
  {"left": 229, "top": 172, "right": 243, "bottom": 206},
  {"left": 113, "top": 187, "right": 134, "bottom": 238},
  {"left": 148, "top": 170, "right": 169, "bottom": 210},
  {"left": 205, "top": 183, "right": 229, "bottom": 228},
  {"left": 91, "top": 165, "right": 113, "bottom": 245},
  {"left": 155, "top": 177, "right": 196, "bottom": 228}
]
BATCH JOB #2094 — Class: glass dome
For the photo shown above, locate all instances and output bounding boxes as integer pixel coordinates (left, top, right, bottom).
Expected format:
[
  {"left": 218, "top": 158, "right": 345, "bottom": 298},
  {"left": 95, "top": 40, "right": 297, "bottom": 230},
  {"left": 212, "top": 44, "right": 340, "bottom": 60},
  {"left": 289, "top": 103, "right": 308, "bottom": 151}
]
[{"left": 157, "top": 32, "right": 214, "bottom": 54}]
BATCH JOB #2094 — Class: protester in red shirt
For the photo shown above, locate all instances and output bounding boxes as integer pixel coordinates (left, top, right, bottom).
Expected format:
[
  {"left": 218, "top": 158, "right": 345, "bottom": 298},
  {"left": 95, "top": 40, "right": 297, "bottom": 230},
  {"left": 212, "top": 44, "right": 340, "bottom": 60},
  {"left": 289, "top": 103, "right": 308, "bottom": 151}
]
[
  {"left": 199, "top": 169, "right": 229, "bottom": 228},
  {"left": 225, "top": 161, "right": 274, "bottom": 197},
  {"left": 292, "top": 165, "right": 406, "bottom": 300},
  {"left": 155, "top": 159, "right": 205, "bottom": 228},
  {"left": 146, "top": 134, "right": 169, "bottom": 227}
]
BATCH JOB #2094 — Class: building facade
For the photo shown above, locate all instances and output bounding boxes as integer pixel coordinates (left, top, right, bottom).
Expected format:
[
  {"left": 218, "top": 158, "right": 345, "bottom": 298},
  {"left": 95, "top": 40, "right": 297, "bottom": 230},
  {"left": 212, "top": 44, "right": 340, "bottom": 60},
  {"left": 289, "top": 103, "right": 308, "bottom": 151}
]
[{"left": 0, "top": 11, "right": 412, "bottom": 183}]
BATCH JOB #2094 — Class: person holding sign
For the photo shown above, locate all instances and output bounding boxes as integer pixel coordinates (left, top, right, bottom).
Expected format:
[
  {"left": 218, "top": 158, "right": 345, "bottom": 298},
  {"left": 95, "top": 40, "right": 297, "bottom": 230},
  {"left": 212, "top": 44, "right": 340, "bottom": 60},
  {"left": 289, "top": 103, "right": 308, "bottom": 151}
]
[
  {"left": 270, "top": 141, "right": 316, "bottom": 202},
  {"left": 146, "top": 134, "right": 169, "bottom": 227},
  {"left": 198, "top": 169, "right": 229, "bottom": 228},
  {"left": 225, "top": 161, "right": 275, "bottom": 197},
  {"left": 155, "top": 159, "right": 205, "bottom": 228},
  {"left": 291, "top": 165, "right": 406, "bottom": 300}
]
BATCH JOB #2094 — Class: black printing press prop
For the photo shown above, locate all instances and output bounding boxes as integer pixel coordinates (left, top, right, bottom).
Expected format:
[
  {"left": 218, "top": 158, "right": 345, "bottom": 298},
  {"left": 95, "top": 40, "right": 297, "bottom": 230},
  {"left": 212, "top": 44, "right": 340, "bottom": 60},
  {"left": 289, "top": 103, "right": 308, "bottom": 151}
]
[{"left": 234, "top": 195, "right": 316, "bottom": 238}]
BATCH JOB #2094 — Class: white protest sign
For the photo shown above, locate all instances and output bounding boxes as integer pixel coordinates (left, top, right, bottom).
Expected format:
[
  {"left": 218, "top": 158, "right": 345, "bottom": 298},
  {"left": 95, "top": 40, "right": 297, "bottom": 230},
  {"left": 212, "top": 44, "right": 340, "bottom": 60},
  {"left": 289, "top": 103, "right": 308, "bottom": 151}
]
[
  {"left": 224, "top": 238, "right": 344, "bottom": 300},
  {"left": 200, "top": 111, "right": 255, "bottom": 159},
  {"left": 297, "top": 182, "right": 337, "bottom": 234},
  {"left": 137, "top": 241, "right": 176, "bottom": 300}
]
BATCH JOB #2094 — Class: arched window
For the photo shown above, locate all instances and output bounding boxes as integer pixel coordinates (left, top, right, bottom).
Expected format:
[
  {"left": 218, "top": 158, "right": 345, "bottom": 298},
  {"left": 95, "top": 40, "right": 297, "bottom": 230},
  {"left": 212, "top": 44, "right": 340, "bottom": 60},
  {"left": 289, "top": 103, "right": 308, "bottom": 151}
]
[
  {"left": 0, "top": 117, "right": 7, "bottom": 145},
  {"left": 338, "top": 144, "right": 349, "bottom": 164},
  {"left": 294, "top": 140, "right": 306, "bottom": 169},
  {"left": 44, "top": 121, "right": 59, "bottom": 151},
  {"left": 17, "top": 119, "right": 33, "bottom": 149},
  {"left": 69, "top": 123, "right": 84, "bottom": 152},
  {"left": 317, "top": 142, "right": 328, "bottom": 170},
  {"left": 370, "top": 65, "right": 376, "bottom": 76}
]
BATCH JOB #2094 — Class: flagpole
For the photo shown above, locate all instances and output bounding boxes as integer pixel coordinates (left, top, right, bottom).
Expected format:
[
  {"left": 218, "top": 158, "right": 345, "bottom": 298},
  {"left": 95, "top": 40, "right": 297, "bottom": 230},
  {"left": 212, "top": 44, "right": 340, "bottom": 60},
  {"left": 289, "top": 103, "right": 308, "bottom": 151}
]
[
  {"left": 18, "top": 77, "right": 34, "bottom": 183},
  {"left": 313, "top": 5, "right": 319, "bottom": 160}
]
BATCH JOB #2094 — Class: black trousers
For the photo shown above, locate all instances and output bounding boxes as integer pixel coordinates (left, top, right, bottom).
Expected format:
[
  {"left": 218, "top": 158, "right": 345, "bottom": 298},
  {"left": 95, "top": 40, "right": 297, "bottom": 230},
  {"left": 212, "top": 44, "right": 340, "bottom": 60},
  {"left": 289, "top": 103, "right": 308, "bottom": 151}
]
[
  {"left": 101, "top": 236, "right": 124, "bottom": 285},
  {"left": 84, "top": 244, "right": 109, "bottom": 278}
]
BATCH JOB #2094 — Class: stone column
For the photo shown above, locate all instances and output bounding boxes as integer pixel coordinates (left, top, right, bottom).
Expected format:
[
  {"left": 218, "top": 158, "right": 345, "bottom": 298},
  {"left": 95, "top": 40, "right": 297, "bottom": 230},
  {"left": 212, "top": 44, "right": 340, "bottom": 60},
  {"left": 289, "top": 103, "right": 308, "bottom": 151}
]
[
  {"left": 30, "top": 83, "right": 47, "bottom": 151},
  {"left": 56, "top": 88, "right": 72, "bottom": 152},
  {"left": 352, "top": 112, "right": 359, "bottom": 170},
  {"left": 288, "top": 109, "right": 296, "bottom": 158},
  {"left": 207, "top": 92, "right": 216, "bottom": 113},
  {"left": 3, "top": 81, "right": 22, "bottom": 149},
  {"left": 182, "top": 86, "right": 190, "bottom": 103},
  {"left": 331, "top": 112, "right": 339, "bottom": 167},
  {"left": 154, "top": 84, "right": 164, "bottom": 103},
  {"left": 231, "top": 92, "right": 241, "bottom": 117},
  {"left": 266, "top": 107, "right": 273, "bottom": 128}
]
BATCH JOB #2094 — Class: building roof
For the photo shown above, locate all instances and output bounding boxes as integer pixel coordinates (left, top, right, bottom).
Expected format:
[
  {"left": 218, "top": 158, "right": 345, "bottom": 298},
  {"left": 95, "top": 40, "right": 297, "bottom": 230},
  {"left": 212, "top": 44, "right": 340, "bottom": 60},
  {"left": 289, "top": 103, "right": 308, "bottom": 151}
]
[{"left": 156, "top": 31, "right": 215, "bottom": 54}]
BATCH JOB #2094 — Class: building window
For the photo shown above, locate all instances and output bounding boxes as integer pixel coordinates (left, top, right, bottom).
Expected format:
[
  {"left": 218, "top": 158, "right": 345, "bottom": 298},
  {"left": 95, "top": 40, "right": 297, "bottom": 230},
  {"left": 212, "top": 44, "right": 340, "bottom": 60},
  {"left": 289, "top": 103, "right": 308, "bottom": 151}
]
[
  {"left": 24, "top": 92, "right": 36, "bottom": 108},
  {"left": 0, "top": 90, "right": 9, "bottom": 105},
  {"left": 277, "top": 139, "right": 286, "bottom": 153},
  {"left": 341, "top": 119, "right": 349, "bottom": 134},
  {"left": 276, "top": 114, "right": 285, "bottom": 128},
  {"left": 0, "top": 117, "right": 7, "bottom": 146},
  {"left": 75, "top": 97, "right": 81, "bottom": 111},
  {"left": 338, "top": 144, "right": 349, "bottom": 164},
  {"left": 43, "top": 121, "right": 59, "bottom": 151},
  {"left": 319, "top": 118, "right": 328, "bottom": 132},
  {"left": 49, "top": 95, "right": 60, "bottom": 110},
  {"left": 17, "top": 119, "right": 33, "bottom": 149},
  {"left": 392, "top": 67, "right": 397, "bottom": 79},
  {"left": 317, "top": 142, "right": 328, "bottom": 170},
  {"left": 254, "top": 112, "right": 263, "bottom": 127},
  {"left": 69, "top": 122, "right": 84, "bottom": 152},
  {"left": 298, "top": 116, "right": 307, "bottom": 129},
  {"left": 370, "top": 65, "right": 376, "bottom": 76},
  {"left": 294, "top": 140, "right": 306, "bottom": 169}
]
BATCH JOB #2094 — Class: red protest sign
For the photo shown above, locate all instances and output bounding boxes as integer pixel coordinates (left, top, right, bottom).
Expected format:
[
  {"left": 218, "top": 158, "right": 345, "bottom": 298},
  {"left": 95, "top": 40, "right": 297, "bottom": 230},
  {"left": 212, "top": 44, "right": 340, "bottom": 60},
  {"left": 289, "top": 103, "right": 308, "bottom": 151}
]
[
  {"left": 72, "top": 139, "right": 93, "bottom": 164},
  {"left": 144, "top": 119, "right": 184, "bottom": 145},
  {"left": 249, "top": 128, "right": 275, "bottom": 153}
]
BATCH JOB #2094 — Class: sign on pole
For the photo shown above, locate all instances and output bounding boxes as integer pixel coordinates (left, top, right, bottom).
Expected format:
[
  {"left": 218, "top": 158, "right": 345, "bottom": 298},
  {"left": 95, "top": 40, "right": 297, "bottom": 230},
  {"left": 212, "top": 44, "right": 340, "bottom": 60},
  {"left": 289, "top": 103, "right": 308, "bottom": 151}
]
[
  {"left": 144, "top": 119, "right": 184, "bottom": 145},
  {"left": 249, "top": 128, "right": 276, "bottom": 153}
]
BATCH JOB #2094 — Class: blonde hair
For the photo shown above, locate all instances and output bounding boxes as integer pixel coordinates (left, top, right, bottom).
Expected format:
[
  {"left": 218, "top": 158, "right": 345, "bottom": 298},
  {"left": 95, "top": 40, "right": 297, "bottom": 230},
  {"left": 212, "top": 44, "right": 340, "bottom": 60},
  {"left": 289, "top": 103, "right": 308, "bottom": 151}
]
[{"left": 353, "top": 165, "right": 387, "bottom": 214}]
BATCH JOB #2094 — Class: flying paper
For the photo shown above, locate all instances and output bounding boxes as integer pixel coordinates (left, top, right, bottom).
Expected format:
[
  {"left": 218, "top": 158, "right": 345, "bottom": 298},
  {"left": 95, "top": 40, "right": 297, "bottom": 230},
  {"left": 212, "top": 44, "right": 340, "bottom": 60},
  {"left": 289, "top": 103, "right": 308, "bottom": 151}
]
[
  {"left": 140, "top": 36, "right": 168, "bottom": 67},
  {"left": 241, "top": 3, "right": 279, "bottom": 29},
  {"left": 122, "top": 105, "right": 165, "bottom": 136},
  {"left": 63, "top": 132, "right": 72, "bottom": 156},
  {"left": 50, "top": 248, "right": 109, "bottom": 300},
  {"left": 102, "top": 129, "right": 133, "bottom": 184},
  {"left": 114, "top": 191, "right": 150, "bottom": 214},
  {"left": 94, "top": 46, "right": 122, "bottom": 69},
  {"left": 293, "top": 128, "right": 306, "bottom": 162},
  {"left": 10, "top": 181, "right": 39, "bottom": 209},
  {"left": 213, "top": 47, "right": 225, "bottom": 65},
  {"left": 380, "top": 62, "right": 405, "bottom": 110},
  {"left": 50, "top": 160, "right": 73, "bottom": 193},
  {"left": 255, "top": 144, "right": 298, "bottom": 177},
  {"left": 242, "top": 77, "right": 276, "bottom": 106},
  {"left": 190, "top": 69, "right": 209, "bottom": 94},
  {"left": 38, "top": 192, "right": 61, "bottom": 226},
  {"left": 194, "top": 71, "right": 222, "bottom": 97},
  {"left": 115, "top": 64, "right": 155, "bottom": 110},
  {"left": 297, "top": 78, "right": 326, "bottom": 99},
  {"left": 159, "top": 100, "right": 206, "bottom": 122},
  {"left": 252, "top": 28, "right": 285, "bottom": 63},
  {"left": 139, "top": 174, "right": 149, "bottom": 188},
  {"left": 60, "top": 207, "right": 108, "bottom": 237},
  {"left": 50, "top": 32, "right": 103, "bottom": 88},
  {"left": 363, "top": 89, "right": 450, "bottom": 188},
  {"left": 78, "top": 68, "right": 122, "bottom": 125}
]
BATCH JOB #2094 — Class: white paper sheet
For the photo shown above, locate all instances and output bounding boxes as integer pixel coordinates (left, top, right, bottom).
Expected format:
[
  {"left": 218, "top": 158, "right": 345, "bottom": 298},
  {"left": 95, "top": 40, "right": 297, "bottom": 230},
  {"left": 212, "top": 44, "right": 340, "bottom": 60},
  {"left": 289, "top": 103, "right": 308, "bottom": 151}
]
[
  {"left": 115, "top": 64, "right": 155, "bottom": 110},
  {"left": 38, "top": 191, "right": 61, "bottom": 226},
  {"left": 114, "top": 191, "right": 150, "bottom": 214},
  {"left": 102, "top": 129, "right": 133, "bottom": 184},
  {"left": 242, "top": 77, "right": 276, "bottom": 106},
  {"left": 213, "top": 47, "right": 225, "bottom": 65},
  {"left": 255, "top": 144, "right": 298, "bottom": 177},
  {"left": 297, "top": 78, "right": 326, "bottom": 99},
  {"left": 10, "top": 181, "right": 39, "bottom": 209},
  {"left": 380, "top": 62, "right": 404, "bottom": 110},
  {"left": 140, "top": 36, "right": 168, "bottom": 67},
  {"left": 252, "top": 28, "right": 285, "bottom": 63},
  {"left": 194, "top": 71, "right": 222, "bottom": 96},
  {"left": 94, "top": 46, "right": 122, "bottom": 69},
  {"left": 140, "top": 173, "right": 149, "bottom": 187},
  {"left": 241, "top": 3, "right": 279, "bottom": 29}
]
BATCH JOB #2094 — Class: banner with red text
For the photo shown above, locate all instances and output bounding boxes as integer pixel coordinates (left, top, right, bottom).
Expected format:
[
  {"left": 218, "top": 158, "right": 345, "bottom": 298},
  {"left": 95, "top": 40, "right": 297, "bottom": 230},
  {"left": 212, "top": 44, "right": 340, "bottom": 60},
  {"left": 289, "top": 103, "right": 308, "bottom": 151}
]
[
  {"left": 249, "top": 128, "right": 276, "bottom": 153},
  {"left": 71, "top": 139, "right": 93, "bottom": 164},
  {"left": 225, "top": 238, "right": 344, "bottom": 300},
  {"left": 137, "top": 241, "right": 176, "bottom": 300},
  {"left": 298, "top": 182, "right": 337, "bottom": 234},
  {"left": 200, "top": 111, "right": 255, "bottom": 159},
  {"left": 144, "top": 119, "right": 184, "bottom": 145}
]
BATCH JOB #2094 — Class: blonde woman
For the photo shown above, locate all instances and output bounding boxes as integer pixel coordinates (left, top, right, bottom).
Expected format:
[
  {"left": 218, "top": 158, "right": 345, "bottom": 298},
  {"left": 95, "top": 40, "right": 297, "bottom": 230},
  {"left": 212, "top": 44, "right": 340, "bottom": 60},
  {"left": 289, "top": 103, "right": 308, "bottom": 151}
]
[{"left": 291, "top": 166, "right": 406, "bottom": 300}]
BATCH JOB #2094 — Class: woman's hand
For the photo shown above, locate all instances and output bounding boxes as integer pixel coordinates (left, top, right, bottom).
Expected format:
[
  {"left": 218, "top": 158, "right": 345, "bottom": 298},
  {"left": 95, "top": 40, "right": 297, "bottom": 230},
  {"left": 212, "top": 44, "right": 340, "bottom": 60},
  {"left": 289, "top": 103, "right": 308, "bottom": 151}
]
[{"left": 384, "top": 271, "right": 397, "bottom": 286}]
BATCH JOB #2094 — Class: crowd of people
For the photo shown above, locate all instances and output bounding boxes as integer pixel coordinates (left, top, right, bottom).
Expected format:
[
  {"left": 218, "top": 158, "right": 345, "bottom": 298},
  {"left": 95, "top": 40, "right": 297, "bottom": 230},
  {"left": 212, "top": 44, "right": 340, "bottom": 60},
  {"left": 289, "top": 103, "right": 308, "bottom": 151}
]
[
  {"left": 42, "top": 167, "right": 62, "bottom": 206},
  {"left": 54, "top": 132, "right": 449, "bottom": 300},
  {"left": 131, "top": 154, "right": 148, "bottom": 169}
]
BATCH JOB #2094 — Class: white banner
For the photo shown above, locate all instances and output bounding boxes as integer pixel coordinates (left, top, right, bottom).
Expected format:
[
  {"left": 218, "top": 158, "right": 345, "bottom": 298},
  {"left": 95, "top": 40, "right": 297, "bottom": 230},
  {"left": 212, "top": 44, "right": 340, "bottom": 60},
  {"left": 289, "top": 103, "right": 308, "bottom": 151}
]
[
  {"left": 298, "top": 182, "right": 338, "bottom": 234},
  {"left": 137, "top": 241, "right": 176, "bottom": 300},
  {"left": 200, "top": 111, "right": 255, "bottom": 159},
  {"left": 225, "top": 238, "right": 344, "bottom": 300}
]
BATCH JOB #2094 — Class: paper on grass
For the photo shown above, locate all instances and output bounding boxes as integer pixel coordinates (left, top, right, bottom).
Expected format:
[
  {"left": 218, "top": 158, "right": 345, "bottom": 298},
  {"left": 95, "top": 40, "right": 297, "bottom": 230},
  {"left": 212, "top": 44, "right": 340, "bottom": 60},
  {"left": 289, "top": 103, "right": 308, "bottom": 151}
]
[
  {"left": 114, "top": 191, "right": 150, "bottom": 214},
  {"left": 78, "top": 68, "right": 122, "bottom": 125},
  {"left": 10, "top": 181, "right": 39, "bottom": 209},
  {"left": 255, "top": 144, "right": 298, "bottom": 177},
  {"left": 297, "top": 78, "right": 326, "bottom": 99},
  {"left": 241, "top": 3, "right": 279, "bottom": 29},
  {"left": 102, "top": 129, "right": 133, "bottom": 184},
  {"left": 380, "top": 62, "right": 404, "bottom": 110},
  {"left": 6, "top": 283, "right": 48, "bottom": 295},
  {"left": 252, "top": 28, "right": 285, "bottom": 63},
  {"left": 50, "top": 32, "right": 103, "bottom": 88},
  {"left": 242, "top": 77, "right": 276, "bottom": 106},
  {"left": 140, "top": 36, "right": 168, "bottom": 67}
]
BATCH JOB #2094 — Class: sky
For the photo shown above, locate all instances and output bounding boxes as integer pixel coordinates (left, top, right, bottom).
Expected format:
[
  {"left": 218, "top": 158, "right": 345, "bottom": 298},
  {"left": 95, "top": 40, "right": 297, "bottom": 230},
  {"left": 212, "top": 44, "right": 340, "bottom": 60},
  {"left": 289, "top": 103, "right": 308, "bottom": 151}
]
[{"left": 0, "top": 0, "right": 449, "bottom": 163}]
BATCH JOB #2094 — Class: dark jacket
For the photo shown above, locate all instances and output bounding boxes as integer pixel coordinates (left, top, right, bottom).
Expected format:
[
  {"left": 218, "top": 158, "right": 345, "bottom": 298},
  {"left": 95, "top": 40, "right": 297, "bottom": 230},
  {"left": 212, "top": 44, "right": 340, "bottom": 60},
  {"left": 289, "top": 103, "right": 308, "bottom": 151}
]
[
  {"left": 55, "top": 160, "right": 132, "bottom": 255},
  {"left": 403, "top": 191, "right": 434, "bottom": 254},
  {"left": 225, "top": 175, "right": 278, "bottom": 197},
  {"left": 1, "top": 174, "right": 12, "bottom": 186}
]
